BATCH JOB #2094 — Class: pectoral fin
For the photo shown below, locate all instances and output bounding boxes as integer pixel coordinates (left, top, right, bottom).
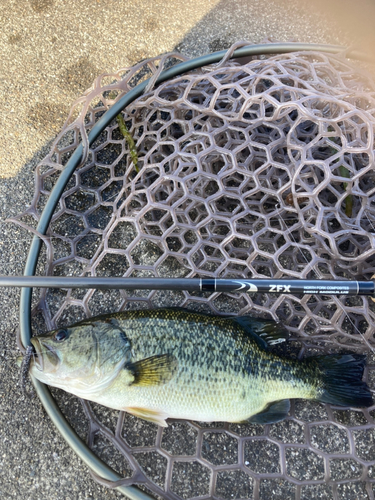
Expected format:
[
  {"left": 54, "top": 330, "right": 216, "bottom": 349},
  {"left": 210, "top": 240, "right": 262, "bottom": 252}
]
[
  {"left": 247, "top": 399, "right": 290, "bottom": 424},
  {"left": 126, "top": 354, "right": 178, "bottom": 387},
  {"left": 125, "top": 407, "right": 169, "bottom": 427}
]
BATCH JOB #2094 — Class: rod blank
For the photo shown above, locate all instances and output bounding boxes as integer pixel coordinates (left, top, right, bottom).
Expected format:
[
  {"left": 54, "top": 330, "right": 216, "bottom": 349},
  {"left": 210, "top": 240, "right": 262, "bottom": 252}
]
[{"left": 1, "top": 276, "right": 374, "bottom": 296}]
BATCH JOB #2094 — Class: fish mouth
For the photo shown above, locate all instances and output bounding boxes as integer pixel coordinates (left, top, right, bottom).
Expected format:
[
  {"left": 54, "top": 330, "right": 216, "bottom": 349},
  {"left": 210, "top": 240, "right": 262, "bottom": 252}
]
[
  {"left": 30, "top": 338, "right": 59, "bottom": 371},
  {"left": 30, "top": 338, "right": 44, "bottom": 371}
]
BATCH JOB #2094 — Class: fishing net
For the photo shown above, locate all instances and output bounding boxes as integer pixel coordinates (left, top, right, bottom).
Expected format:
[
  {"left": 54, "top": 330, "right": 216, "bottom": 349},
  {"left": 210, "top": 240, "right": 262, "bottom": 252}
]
[{"left": 14, "top": 42, "right": 375, "bottom": 499}]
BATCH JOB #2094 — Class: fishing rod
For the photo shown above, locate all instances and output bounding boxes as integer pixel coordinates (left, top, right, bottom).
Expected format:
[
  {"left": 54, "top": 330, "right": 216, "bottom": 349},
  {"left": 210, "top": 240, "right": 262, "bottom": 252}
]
[{"left": 1, "top": 276, "right": 374, "bottom": 297}]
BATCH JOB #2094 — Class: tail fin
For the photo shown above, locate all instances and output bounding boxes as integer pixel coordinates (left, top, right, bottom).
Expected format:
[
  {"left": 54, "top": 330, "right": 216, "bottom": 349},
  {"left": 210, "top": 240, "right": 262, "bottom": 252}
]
[{"left": 312, "top": 354, "right": 373, "bottom": 408}]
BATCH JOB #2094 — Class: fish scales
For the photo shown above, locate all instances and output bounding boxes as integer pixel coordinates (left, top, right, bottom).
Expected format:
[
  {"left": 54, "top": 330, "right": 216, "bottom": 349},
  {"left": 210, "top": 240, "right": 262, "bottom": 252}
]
[
  {"left": 27, "top": 308, "right": 373, "bottom": 426},
  {"left": 111, "top": 310, "right": 267, "bottom": 422}
]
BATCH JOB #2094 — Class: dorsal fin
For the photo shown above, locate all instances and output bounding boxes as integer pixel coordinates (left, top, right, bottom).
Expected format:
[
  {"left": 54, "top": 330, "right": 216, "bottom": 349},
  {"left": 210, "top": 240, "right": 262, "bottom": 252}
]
[
  {"left": 231, "top": 316, "right": 288, "bottom": 350},
  {"left": 143, "top": 308, "right": 288, "bottom": 350}
]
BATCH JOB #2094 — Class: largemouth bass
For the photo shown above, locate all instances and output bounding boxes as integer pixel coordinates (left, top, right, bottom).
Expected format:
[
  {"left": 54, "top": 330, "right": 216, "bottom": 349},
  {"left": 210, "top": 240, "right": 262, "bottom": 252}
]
[{"left": 27, "top": 309, "right": 372, "bottom": 426}]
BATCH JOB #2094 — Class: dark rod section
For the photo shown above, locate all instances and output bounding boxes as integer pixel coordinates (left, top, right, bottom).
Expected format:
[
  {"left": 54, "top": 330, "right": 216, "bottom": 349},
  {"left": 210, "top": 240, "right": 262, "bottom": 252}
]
[{"left": 4, "top": 276, "right": 375, "bottom": 296}]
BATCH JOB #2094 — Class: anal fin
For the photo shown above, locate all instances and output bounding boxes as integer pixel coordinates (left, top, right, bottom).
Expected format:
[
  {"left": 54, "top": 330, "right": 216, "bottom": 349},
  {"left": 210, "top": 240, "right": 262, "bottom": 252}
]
[
  {"left": 125, "top": 406, "right": 169, "bottom": 427},
  {"left": 247, "top": 399, "right": 290, "bottom": 424}
]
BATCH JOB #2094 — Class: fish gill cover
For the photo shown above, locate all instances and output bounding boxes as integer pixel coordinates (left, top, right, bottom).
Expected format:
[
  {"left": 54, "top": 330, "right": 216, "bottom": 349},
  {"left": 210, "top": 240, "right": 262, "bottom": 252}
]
[{"left": 13, "top": 42, "right": 375, "bottom": 499}]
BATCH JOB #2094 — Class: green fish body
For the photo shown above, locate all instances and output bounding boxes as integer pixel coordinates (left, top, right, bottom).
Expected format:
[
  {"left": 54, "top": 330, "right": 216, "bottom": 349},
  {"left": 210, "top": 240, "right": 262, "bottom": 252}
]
[{"left": 29, "top": 309, "right": 372, "bottom": 427}]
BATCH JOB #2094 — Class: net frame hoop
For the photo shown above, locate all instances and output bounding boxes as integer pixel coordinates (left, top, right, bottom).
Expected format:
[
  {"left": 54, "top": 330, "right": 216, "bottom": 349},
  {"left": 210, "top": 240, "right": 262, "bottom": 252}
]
[{"left": 19, "top": 42, "right": 365, "bottom": 499}]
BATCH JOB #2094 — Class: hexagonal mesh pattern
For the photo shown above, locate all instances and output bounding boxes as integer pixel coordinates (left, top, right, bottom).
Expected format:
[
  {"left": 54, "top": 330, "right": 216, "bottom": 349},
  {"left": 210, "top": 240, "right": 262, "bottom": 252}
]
[{"left": 15, "top": 44, "right": 375, "bottom": 499}]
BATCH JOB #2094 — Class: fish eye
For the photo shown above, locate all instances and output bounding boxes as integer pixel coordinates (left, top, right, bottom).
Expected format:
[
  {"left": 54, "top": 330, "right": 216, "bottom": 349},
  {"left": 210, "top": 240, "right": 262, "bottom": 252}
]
[{"left": 54, "top": 329, "right": 69, "bottom": 342}]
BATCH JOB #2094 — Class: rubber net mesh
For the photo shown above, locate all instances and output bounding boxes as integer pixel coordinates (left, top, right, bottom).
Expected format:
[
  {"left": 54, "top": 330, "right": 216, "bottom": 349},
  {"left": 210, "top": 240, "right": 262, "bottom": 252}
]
[{"left": 14, "top": 43, "right": 375, "bottom": 499}]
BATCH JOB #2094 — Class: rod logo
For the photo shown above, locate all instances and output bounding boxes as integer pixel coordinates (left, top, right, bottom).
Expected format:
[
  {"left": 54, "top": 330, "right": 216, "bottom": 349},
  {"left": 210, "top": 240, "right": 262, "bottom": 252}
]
[
  {"left": 233, "top": 281, "right": 258, "bottom": 292},
  {"left": 269, "top": 284, "right": 291, "bottom": 292}
]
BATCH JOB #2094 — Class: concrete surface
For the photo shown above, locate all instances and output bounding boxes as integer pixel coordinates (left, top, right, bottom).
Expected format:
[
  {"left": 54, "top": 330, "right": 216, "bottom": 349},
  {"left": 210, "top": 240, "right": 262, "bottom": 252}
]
[{"left": 0, "top": 0, "right": 374, "bottom": 499}]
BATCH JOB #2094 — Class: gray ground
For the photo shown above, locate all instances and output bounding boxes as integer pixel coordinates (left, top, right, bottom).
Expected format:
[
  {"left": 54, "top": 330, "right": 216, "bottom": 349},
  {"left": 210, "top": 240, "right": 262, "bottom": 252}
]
[{"left": 0, "top": 0, "right": 375, "bottom": 499}]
